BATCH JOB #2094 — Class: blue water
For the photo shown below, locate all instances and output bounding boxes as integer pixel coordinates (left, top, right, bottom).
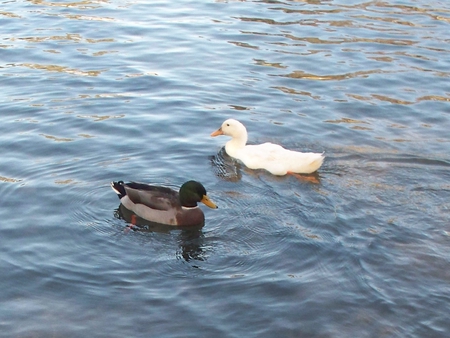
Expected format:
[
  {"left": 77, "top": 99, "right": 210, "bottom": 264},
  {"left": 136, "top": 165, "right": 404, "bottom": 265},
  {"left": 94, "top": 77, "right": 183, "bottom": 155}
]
[{"left": 1, "top": 0, "right": 449, "bottom": 337}]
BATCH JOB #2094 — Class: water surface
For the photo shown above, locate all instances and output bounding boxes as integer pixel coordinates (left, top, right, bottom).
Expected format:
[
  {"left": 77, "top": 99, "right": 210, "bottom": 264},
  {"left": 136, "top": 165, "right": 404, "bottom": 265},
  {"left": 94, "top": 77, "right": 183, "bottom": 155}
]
[{"left": 1, "top": 0, "right": 449, "bottom": 337}]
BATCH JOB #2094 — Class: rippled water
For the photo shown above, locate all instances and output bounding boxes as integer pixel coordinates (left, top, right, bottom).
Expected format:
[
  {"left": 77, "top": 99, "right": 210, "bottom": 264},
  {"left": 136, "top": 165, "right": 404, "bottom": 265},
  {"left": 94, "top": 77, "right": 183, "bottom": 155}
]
[{"left": 1, "top": 0, "right": 449, "bottom": 337}]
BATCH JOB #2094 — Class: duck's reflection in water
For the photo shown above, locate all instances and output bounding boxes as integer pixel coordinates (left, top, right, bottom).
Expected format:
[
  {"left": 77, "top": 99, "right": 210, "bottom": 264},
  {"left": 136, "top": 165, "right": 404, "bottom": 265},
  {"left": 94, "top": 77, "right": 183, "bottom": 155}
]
[
  {"left": 209, "top": 147, "right": 243, "bottom": 182},
  {"left": 114, "top": 204, "right": 207, "bottom": 263}
]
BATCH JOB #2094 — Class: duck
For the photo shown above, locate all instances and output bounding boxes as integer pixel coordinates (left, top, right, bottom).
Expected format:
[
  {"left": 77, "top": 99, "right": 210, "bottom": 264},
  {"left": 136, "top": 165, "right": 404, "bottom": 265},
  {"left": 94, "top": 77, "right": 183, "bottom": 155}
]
[
  {"left": 110, "top": 180, "right": 218, "bottom": 227},
  {"left": 211, "top": 119, "right": 324, "bottom": 175}
]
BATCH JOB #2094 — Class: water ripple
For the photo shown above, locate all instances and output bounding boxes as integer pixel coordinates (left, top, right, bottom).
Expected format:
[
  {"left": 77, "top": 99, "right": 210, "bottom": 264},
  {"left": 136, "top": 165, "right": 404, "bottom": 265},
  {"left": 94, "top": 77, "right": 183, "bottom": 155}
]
[{"left": 2, "top": 0, "right": 450, "bottom": 336}]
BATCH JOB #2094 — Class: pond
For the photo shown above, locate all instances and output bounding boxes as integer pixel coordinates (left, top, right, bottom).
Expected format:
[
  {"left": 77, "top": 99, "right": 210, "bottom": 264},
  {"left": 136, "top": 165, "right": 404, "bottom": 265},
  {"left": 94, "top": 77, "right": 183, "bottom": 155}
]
[{"left": 1, "top": 0, "right": 449, "bottom": 337}]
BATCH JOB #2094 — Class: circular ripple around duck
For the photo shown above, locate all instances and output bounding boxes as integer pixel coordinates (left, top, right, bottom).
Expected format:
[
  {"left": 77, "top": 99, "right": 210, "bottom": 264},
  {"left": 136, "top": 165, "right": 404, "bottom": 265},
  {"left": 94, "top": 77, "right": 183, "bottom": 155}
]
[
  {"left": 71, "top": 183, "right": 119, "bottom": 236},
  {"left": 71, "top": 181, "right": 218, "bottom": 277}
]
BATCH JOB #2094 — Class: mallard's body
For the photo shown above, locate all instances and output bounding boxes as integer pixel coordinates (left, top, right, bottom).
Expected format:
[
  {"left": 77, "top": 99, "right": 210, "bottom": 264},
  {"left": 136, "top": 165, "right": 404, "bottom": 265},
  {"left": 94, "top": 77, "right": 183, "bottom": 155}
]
[{"left": 111, "top": 180, "right": 217, "bottom": 227}]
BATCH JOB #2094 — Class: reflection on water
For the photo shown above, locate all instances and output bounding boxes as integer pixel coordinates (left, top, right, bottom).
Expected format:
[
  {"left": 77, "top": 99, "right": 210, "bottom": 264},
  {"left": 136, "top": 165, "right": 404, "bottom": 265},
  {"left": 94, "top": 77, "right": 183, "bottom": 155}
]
[
  {"left": 27, "top": 0, "right": 107, "bottom": 9},
  {"left": 19, "top": 63, "right": 104, "bottom": 76},
  {"left": 209, "top": 147, "right": 243, "bottom": 182},
  {"left": 115, "top": 204, "right": 207, "bottom": 263}
]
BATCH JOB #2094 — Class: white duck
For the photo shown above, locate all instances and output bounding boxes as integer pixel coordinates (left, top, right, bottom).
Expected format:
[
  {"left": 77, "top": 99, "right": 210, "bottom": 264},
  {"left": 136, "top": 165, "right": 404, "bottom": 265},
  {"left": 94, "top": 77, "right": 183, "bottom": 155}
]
[{"left": 211, "top": 119, "right": 324, "bottom": 175}]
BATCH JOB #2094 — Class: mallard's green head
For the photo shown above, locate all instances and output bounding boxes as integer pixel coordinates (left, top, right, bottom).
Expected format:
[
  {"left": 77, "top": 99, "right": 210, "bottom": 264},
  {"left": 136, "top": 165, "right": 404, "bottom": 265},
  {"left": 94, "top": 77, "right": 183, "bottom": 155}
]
[{"left": 179, "top": 181, "right": 218, "bottom": 209}]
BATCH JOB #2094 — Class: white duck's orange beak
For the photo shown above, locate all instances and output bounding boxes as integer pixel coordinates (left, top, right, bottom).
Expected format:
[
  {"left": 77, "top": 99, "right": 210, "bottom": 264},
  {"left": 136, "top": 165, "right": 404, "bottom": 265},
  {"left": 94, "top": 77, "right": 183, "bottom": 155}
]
[{"left": 210, "top": 128, "right": 223, "bottom": 137}]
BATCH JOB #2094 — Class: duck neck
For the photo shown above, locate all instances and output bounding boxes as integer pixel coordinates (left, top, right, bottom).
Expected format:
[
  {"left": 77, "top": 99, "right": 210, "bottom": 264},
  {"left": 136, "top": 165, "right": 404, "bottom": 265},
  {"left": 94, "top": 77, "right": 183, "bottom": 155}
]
[{"left": 225, "top": 131, "right": 247, "bottom": 157}]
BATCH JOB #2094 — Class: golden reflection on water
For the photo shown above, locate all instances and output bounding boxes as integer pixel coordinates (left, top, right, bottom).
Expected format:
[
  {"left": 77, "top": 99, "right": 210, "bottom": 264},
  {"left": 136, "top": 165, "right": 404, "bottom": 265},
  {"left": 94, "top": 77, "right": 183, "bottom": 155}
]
[
  {"left": 92, "top": 50, "right": 118, "bottom": 57},
  {"left": 78, "top": 134, "right": 95, "bottom": 138},
  {"left": 389, "top": 124, "right": 407, "bottom": 129},
  {"left": 44, "top": 49, "right": 61, "bottom": 54},
  {"left": 85, "top": 38, "right": 115, "bottom": 44},
  {"left": 19, "top": 63, "right": 104, "bottom": 76},
  {"left": 0, "top": 11, "right": 22, "bottom": 18},
  {"left": 324, "top": 118, "right": 369, "bottom": 124},
  {"left": 16, "top": 33, "right": 81, "bottom": 43},
  {"left": 64, "top": 14, "right": 115, "bottom": 22},
  {"left": 28, "top": 0, "right": 108, "bottom": 9},
  {"left": 417, "top": 95, "right": 450, "bottom": 102},
  {"left": 280, "top": 69, "right": 390, "bottom": 81},
  {"left": 272, "top": 86, "right": 320, "bottom": 99},
  {"left": 54, "top": 179, "right": 76, "bottom": 185},
  {"left": 434, "top": 15, "right": 450, "bottom": 23},
  {"left": 40, "top": 134, "right": 75, "bottom": 142},
  {"left": 229, "top": 105, "right": 250, "bottom": 111},
  {"left": 371, "top": 94, "right": 413, "bottom": 105},
  {"left": 283, "top": 35, "right": 416, "bottom": 47},
  {"left": 0, "top": 176, "right": 22, "bottom": 183},
  {"left": 347, "top": 93, "right": 450, "bottom": 104},
  {"left": 253, "top": 59, "right": 287, "bottom": 69},
  {"left": 76, "top": 114, "right": 125, "bottom": 122},
  {"left": 14, "top": 34, "right": 115, "bottom": 44},
  {"left": 228, "top": 41, "right": 259, "bottom": 49},
  {"left": 377, "top": 137, "right": 411, "bottom": 143},
  {"left": 351, "top": 126, "right": 372, "bottom": 131}
]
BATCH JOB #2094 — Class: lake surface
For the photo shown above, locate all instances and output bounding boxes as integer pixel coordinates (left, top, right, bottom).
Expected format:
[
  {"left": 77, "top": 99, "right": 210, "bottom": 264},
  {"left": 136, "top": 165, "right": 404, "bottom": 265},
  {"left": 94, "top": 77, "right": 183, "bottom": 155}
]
[{"left": 1, "top": 0, "right": 449, "bottom": 337}]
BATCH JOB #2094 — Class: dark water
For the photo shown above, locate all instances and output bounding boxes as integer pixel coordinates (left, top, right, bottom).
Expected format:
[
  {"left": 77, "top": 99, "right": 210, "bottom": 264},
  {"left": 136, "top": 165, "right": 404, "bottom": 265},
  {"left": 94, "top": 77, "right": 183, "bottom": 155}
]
[{"left": 1, "top": 0, "right": 449, "bottom": 337}]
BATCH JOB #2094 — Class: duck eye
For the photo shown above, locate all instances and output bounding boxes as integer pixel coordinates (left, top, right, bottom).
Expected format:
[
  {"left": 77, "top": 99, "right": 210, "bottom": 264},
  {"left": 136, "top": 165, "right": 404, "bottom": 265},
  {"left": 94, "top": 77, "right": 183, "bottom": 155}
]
[{"left": 226, "top": 123, "right": 230, "bottom": 127}]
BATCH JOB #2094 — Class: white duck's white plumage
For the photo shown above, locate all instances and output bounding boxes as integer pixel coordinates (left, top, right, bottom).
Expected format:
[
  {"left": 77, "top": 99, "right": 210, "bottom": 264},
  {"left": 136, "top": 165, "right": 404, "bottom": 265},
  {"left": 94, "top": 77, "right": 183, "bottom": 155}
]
[{"left": 211, "top": 119, "right": 324, "bottom": 175}]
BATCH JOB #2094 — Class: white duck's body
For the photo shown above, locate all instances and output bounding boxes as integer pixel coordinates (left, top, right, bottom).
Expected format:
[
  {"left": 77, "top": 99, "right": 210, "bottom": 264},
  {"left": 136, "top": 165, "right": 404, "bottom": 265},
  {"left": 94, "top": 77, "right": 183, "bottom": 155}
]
[{"left": 211, "top": 119, "right": 324, "bottom": 175}]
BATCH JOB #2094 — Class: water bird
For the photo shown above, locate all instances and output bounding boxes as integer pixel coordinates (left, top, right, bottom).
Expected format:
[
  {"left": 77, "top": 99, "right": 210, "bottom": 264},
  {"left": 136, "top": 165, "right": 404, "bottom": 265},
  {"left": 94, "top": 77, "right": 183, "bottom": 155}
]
[
  {"left": 111, "top": 180, "right": 217, "bottom": 227},
  {"left": 211, "top": 119, "right": 324, "bottom": 175}
]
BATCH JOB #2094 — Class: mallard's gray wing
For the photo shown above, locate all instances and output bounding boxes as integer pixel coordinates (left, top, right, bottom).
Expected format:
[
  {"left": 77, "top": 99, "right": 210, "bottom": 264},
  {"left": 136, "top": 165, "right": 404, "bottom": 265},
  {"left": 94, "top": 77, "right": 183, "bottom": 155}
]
[{"left": 123, "top": 183, "right": 180, "bottom": 211}]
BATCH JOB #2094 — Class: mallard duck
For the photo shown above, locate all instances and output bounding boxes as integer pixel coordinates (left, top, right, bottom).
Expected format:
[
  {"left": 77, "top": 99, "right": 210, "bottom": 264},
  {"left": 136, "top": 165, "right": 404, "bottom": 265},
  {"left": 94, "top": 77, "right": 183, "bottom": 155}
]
[
  {"left": 110, "top": 180, "right": 218, "bottom": 227},
  {"left": 211, "top": 119, "right": 324, "bottom": 175}
]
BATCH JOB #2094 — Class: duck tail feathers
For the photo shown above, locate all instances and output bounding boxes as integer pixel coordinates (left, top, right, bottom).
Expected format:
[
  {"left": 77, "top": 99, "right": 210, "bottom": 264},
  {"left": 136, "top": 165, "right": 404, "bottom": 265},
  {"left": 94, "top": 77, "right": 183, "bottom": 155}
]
[{"left": 110, "top": 181, "right": 126, "bottom": 199}]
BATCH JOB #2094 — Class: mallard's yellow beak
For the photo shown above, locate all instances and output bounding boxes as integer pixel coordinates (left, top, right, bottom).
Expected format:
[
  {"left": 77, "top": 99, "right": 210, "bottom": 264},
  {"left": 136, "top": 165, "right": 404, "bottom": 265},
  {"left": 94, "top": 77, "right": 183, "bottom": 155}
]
[
  {"left": 210, "top": 128, "right": 223, "bottom": 137},
  {"left": 201, "top": 195, "right": 218, "bottom": 209}
]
